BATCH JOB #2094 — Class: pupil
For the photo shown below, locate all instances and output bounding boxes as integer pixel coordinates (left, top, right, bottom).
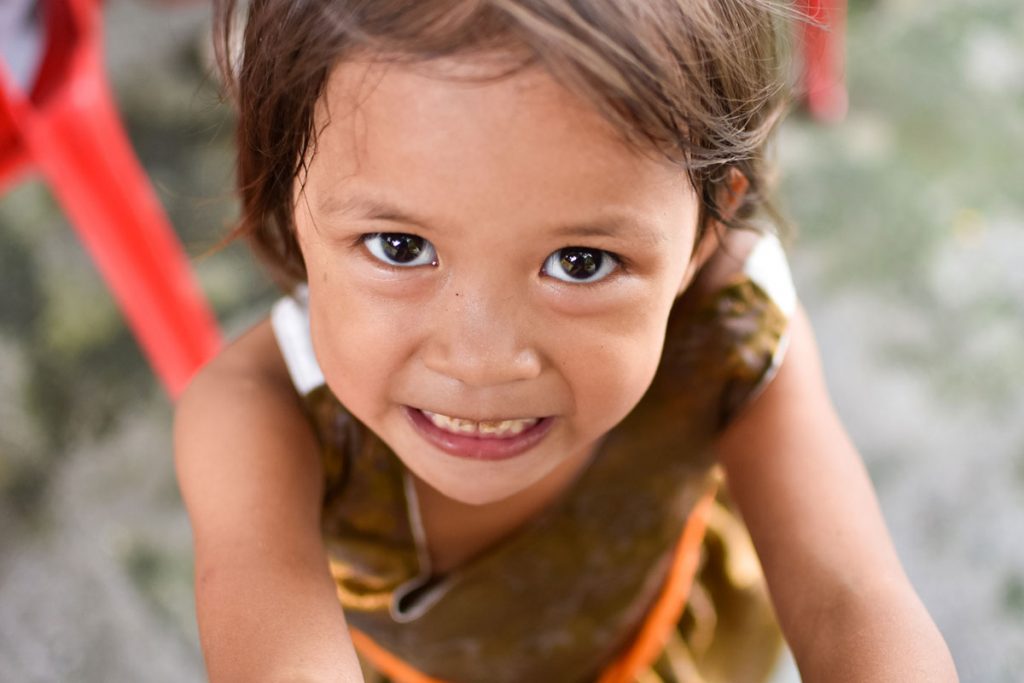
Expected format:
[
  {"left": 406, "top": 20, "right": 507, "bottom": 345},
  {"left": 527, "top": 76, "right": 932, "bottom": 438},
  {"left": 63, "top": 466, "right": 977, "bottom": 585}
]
[
  {"left": 560, "top": 249, "right": 601, "bottom": 279},
  {"left": 381, "top": 233, "right": 423, "bottom": 263}
]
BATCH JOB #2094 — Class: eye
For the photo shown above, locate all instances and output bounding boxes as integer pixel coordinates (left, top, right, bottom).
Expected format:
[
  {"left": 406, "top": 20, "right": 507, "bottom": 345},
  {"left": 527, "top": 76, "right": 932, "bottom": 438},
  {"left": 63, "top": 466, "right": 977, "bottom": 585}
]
[
  {"left": 363, "top": 233, "right": 438, "bottom": 268},
  {"left": 542, "top": 247, "right": 619, "bottom": 284}
]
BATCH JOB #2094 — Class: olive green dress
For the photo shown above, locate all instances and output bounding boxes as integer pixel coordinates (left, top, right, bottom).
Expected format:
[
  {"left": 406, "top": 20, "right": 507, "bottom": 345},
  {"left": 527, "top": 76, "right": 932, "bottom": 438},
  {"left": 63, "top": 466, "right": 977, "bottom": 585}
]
[{"left": 271, "top": 233, "right": 796, "bottom": 683}]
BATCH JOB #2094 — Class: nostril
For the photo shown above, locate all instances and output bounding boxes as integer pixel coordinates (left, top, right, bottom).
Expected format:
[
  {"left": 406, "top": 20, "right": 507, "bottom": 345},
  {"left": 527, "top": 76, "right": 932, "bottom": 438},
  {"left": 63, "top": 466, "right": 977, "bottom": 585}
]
[
  {"left": 423, "top": 291, "right": 542, "bottom": 385},
  {"left": 422, "top": 345, "right": 543, "bottom": 388}
]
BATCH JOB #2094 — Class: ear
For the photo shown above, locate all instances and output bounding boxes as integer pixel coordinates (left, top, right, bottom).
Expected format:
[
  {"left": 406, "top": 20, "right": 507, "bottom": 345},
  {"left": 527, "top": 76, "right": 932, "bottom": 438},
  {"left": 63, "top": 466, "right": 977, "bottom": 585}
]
[
  {"left": 718, "top": 167, "right": 750, "bottom": 223},
  {"left": 675, "top": 168, "right": 749, "bottom": 297}
]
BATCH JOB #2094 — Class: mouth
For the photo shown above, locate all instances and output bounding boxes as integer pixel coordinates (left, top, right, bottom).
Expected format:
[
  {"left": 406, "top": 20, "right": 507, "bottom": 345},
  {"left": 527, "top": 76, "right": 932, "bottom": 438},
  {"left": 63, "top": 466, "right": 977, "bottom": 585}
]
[{"left": 404, "top": 406, "right": 554, "bottom": 461}]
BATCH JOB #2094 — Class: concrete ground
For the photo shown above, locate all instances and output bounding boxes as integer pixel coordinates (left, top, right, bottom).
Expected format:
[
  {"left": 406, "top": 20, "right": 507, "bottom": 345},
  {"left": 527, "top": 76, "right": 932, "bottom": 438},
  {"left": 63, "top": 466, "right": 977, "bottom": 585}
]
[{"left": 1, "top": 0, "right": 1021, "bottom": 681}]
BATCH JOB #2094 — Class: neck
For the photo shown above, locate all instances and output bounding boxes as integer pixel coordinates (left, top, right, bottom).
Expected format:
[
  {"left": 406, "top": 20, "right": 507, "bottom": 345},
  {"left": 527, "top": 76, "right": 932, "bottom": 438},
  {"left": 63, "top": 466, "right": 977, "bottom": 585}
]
[{"left": 410, "top": 437, "right": 602, "bottom": 574}]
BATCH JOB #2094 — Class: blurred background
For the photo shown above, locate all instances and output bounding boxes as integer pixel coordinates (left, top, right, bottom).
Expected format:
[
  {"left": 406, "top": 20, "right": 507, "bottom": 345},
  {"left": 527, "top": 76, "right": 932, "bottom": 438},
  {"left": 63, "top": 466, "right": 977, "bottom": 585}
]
[{"left": 0, "top": 0, "right": 1021, "bottom": 680}]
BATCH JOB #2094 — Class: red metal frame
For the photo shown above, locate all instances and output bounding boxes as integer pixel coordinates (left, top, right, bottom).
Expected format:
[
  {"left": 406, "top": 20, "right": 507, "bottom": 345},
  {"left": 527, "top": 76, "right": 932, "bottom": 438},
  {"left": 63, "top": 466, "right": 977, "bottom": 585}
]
[
  {"left": 0, "top": 0, "right": 222, "bottom": 398},
  {"left": 798, "top": 0, "right": 848, "bottom": 122}
]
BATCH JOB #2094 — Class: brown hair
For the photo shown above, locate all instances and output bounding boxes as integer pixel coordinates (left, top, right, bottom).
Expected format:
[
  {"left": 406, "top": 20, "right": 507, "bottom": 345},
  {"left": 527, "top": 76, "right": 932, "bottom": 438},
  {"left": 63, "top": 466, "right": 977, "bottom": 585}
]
[{"left": 213, "top": 0, "right": 794, "bottom": 286}]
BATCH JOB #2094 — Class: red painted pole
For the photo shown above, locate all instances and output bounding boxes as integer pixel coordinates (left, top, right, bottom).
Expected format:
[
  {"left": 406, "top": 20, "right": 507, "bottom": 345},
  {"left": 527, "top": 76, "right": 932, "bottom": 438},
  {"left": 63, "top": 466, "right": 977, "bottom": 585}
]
[
  {"left": 0, "top": 0, "right": 222, "bottom": 397},
  {"left": 798, "top": 0, "right": 848, "bottom": 122}
]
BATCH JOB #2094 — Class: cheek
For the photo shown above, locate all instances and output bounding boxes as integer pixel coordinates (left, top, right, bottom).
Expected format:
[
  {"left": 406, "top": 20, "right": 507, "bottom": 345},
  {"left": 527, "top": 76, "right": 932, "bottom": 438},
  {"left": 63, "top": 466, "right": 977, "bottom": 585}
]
[
  {"left": 559, "top": 313, "right": 667, "bottom": 427},
  {"left": 306, "top": 284, "right": 416, "bottom": 415}
]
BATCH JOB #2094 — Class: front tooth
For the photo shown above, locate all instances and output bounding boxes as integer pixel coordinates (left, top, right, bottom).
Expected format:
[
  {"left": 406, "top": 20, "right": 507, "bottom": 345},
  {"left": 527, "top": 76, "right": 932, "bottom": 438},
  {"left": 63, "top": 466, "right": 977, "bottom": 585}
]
[
  {"left": 424, "top": 411, "right": 445, "bottom": 428},
  {"left": 438, "top": 414, "right": 464, "bottom": 431},
  {"left": 480, "top": 418, "right": 537, "bottom": 436},
  {"left": 425, "top": 411, "right": 539, "bottom": 437},
  {"left": 426, "top": 411, "right": 476, "bottom": 433},
  {"left": 478, "top": 421, "right": 503, "bottom": 435}
]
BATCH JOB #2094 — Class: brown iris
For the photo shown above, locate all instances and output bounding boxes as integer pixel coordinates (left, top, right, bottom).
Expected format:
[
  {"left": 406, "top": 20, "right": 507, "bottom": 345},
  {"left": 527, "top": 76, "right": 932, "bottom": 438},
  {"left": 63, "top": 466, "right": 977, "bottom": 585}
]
[
  {"left": 558, "top": 248, "right": 603, "bottom": 279},
  {"left": 380, "top": 233, "right": 427, "bottom": 263}
]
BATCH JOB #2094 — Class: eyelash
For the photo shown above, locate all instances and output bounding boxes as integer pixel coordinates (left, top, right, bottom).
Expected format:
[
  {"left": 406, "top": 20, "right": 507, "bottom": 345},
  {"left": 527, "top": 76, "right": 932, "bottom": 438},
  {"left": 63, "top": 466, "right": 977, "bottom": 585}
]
[
  {"left": 360, "top": 232, "right": 438, "bottom": 268},
  {"left": 355, "top": 232, "right": 627, "bottom": 284},
  {"left": 542, "top": 248, "right": 624, "bottom": 285}
]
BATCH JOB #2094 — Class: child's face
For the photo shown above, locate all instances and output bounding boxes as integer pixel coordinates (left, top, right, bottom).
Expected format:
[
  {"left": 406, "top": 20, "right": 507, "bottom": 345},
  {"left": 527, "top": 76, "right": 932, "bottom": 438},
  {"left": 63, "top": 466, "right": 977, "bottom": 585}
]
[{"left": 294, "top": 56, "right": 707, "bottom": 506}]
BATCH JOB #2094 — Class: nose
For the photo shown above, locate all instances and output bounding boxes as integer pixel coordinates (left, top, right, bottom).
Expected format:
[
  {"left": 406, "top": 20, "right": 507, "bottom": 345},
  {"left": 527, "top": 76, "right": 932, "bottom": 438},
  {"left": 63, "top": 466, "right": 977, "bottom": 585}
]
[{"left": 421, "top": 284, "right": 543, "bottom": 388}]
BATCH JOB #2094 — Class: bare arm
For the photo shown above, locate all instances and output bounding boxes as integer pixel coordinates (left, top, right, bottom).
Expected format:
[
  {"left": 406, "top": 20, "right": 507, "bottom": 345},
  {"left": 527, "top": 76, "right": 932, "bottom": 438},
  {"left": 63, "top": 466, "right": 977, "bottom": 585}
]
[
  {"left": 715, "top": 305, "right": 957, "bottom": 682},
  {"left": 175, "top": 321, "right": 364, "bottom": 682}
]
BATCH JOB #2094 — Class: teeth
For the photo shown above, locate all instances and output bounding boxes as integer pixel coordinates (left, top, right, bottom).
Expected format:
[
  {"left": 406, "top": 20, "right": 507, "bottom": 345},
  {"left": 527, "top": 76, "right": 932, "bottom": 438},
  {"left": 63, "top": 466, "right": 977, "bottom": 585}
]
[{"left": 422, "top": 410, "right": 540, "bottom": 438}]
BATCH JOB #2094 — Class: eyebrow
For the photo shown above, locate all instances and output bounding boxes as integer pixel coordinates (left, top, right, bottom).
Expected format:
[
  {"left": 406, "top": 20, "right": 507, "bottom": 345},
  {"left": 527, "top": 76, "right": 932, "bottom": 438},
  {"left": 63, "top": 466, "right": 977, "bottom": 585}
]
[{"left": 317, "top": 192, "right": 668, "bottom": 244}]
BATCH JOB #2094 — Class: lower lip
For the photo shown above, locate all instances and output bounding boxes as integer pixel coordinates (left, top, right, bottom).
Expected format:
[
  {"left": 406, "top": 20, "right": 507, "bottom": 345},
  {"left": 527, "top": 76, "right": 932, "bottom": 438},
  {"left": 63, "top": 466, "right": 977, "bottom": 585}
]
[{"left": 404, "top": 407, "right": 554, "bottom": 461}]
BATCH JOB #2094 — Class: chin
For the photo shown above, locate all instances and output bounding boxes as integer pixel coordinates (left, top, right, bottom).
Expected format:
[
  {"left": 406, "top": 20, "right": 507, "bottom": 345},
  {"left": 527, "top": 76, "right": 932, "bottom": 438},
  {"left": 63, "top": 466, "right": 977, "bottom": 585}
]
[
  {"left": 414, "top": 463, "right": 542, "bottom": 507},
  {"left": 430, "top": 476, "right": 527, "bottom": 507}
]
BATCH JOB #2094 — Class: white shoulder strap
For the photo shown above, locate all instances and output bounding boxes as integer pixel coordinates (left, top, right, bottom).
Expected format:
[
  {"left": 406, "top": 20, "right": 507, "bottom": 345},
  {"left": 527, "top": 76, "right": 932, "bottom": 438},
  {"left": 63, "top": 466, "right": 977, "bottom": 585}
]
[
  {"left": 743, "top": 233, "right": 797, "bottom": 317},
  {"left": 270, "top": 285, "right": 325, "bottom": 396}
]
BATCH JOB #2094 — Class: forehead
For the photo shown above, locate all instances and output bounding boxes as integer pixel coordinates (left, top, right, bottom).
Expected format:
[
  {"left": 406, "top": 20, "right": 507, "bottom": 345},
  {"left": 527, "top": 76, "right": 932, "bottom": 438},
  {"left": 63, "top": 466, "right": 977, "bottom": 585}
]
[{"left": 304, "top": 57, "right": 695, "bottom": 234}]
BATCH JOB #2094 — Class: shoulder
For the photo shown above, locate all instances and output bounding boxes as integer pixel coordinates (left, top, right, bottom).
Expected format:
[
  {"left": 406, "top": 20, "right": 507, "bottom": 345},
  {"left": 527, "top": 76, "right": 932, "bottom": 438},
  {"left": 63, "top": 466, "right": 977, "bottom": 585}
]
[
  {"left": 174, "top": 318, "right": 324, "bottom": 533},
  {"left": 690, "top": 228, "right": 763, "bottom": 295},
  {"left": 174, "top": 321, "right": 364, "bottom": 681},
  {"left": 691, "top": 228, "right": 795, "bottom": 311},
  {"left": 714, "top": 305, "right": 958, "bottom": 679},
  {"left": 685, "top": 228, "right": 797, "bottom": 427},
  {"left": 175, "top": 318, "right": 303, "bottom": 445},
  {"left": 714, "top": 302, "right": 823, "bottom": 454}
]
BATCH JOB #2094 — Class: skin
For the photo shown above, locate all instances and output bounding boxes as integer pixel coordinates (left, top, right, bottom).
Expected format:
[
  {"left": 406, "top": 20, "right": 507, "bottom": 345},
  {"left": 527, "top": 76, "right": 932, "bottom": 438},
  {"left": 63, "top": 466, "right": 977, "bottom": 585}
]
[
  {"left": 294, "top": 58, "right": 711, "bottom": 525},
  {"left": 175, "top": 56, "right": 958, "bottom": 682}
]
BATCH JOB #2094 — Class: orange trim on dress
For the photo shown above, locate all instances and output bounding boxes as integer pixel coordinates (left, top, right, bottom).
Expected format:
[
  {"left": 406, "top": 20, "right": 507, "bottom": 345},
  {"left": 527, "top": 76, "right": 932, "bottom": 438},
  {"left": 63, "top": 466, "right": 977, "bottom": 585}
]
[
  {"left": 597, "top": 486, "right": 718, "bottom": 683},
  {"left": 348, "top": 486, "right": 717, "bottom": 683},
  {"left": 350, "top": 628, "right": 447, "bottom": 683}
]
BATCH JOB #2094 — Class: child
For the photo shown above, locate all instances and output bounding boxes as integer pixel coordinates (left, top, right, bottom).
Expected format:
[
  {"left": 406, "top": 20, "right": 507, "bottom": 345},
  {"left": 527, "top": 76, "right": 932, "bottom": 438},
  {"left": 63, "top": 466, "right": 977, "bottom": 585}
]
[{"left": 175, "top": 1, "right": 958, "bottom": 681}]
